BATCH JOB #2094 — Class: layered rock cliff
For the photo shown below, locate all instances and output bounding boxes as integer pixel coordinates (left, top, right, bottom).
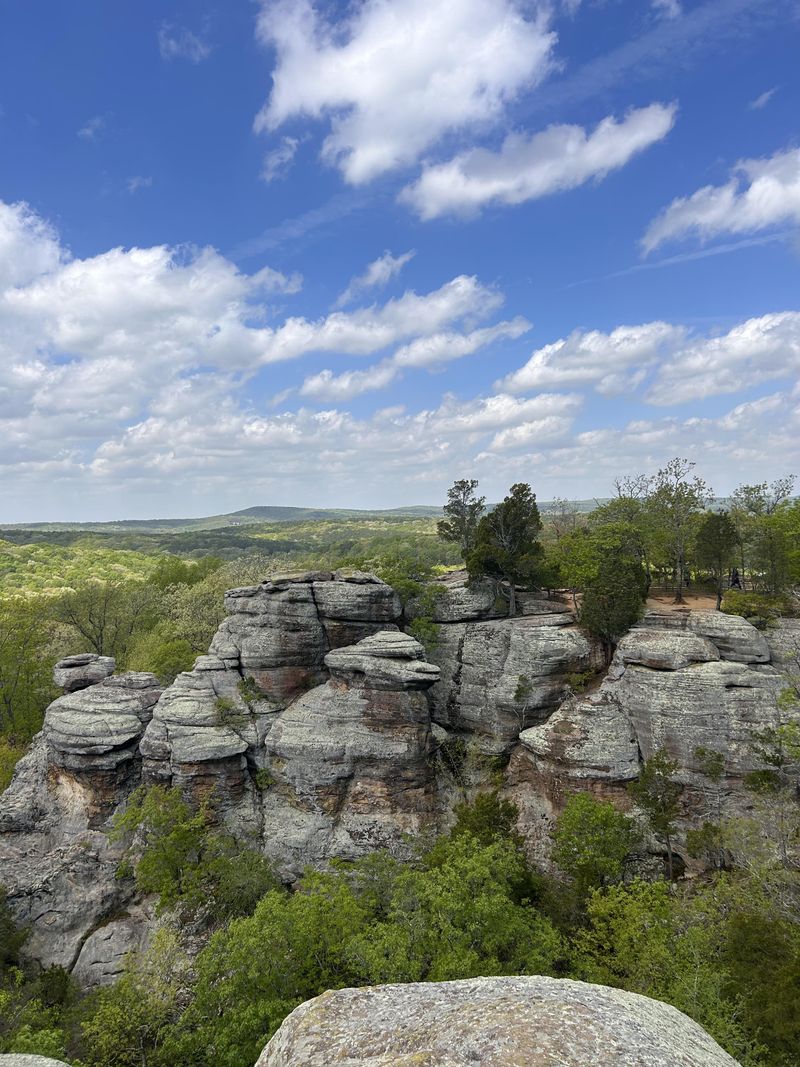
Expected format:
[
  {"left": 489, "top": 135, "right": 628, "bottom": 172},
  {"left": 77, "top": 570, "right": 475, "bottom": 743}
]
[{"left": 1, "top": 568, "right": 796, "bottom": 986}]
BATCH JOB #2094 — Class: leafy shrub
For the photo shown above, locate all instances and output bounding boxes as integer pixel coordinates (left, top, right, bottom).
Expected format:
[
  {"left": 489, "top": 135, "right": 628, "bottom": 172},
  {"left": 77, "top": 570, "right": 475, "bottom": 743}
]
[
  {"left": 565, "top": 670, "right": 595, "bottom": 694},
  {"left": 237, "top": 676, "right": 263, "bottom": 705},
  {"left": 407, "top": 615, "right": 440, "bottom": 651},
  {"left": 214, "top": 697, "right": 248, "bottom": 728},
  {"left": 721, "top": 589, "right": 792, "bottom": 626},
  {"left": 0, "top": 739, "right": 25, "bottom": 794},
  {"left": 110, "top": 786, "right": 276, "bottom": 920},
  {"left": 253, "top": 768, "right": 275, "bottom": 791}
]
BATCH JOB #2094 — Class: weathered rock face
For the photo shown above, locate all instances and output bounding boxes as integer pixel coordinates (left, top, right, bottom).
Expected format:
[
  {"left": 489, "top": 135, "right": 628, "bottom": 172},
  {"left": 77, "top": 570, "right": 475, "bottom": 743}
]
[
  {"left": 210, "top": 570, "right": 401, "bottom": 702},
  {"left": 46, "top": 673, "right": 161, "bottom": 776},
  {"left": 256, "top": 976, "right": 739, "bottom": 1066},
  {"left": 638, "top": 608, "right": 770, "bottom": 664},
  {"left": 512, "top": 609, "right": 797, "bottom": 864},
  {"left": 53, "top": 652, "right": 116, "bottom": 692},
  {"left": 2, "top": 560, "right": 795, "bottom": 986},
  {"left": 429, "top": 617, "right": 600, "bottom": 755},
  {"left": 260, "top": 632, "right": 439, "bottom": 878},
  {"left": 139, "top": 570, "right": 407, "bottom": 847},
  {"left": 0, "top": 673, "right": 161, "bottom": 978},
  {"left": 0, "top": 737, "right": 137, "bottom": 973}
]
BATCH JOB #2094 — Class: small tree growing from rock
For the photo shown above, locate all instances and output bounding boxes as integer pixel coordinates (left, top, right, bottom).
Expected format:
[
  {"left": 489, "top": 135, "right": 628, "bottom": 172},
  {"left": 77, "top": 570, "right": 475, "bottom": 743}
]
[
  {"left": 437, "top": 478, "right": 486, "bottom": 559},
  {"left": 579, "top": 547, "right": 646, "bottom": 663},
  {"left": 628, "top": 749, "right": 682, "bottom": 881},
  {"left": 552, "top": 793, "right": 641, "bottom": 899},
  {"left": 466, "top": 483, "right": 544, "bottom": 617}
]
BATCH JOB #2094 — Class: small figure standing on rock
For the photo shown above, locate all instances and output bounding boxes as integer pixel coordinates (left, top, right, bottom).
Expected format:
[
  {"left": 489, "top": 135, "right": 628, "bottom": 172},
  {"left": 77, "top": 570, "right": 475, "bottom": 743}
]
[{"left": 730, "top": 568, "right": 742, "bottom": 590}]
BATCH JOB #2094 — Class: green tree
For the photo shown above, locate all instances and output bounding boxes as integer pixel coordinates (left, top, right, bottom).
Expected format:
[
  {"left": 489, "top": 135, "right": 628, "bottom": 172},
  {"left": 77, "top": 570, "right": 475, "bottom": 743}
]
[
  {"left": 466, "top": 483, "right": 544, "bottom": 616},
  {"left": 125, "top": 623, "right": 196, "bottom": 685},
  {"left": 81, "top": 929, "right": 189, "bottom": 1067},
  {"left": 112, "top": 786, "right": 277, "bottom": 919},
  {"left": 552, "top": 793, "right": 641, "bottom": 898},
  {"left": 686, "top": 747, "right": 727, "bottom": 869},
  {"left": 571, "top": 880, "right": 760, "bottom": 1063},
  {"left": 0, "top": 887, "right": 26, "bottom": 972},
  {"left": 695, "top": 511, "right": 739, "bottom": 610},
  {"left": 730, "top": 476, "right": 795, "bottom": 593},
  {"left": 55, "top": 579, "right": 161, "bottom": 660},
  {"left": 437, "top": 479, "right": 486, "bottom": 558},
  {"left": 350, "top": 833, "right": 561, "bottom": 987},
  {"left": 148, "top": 554, "right": 222, "bottom": 591},
  {"left": 450, "top": 790, "right": 521, "bottom": 847},
  {"left": 175, "top": 875, "right": 369, "bottom": 1066},
  {"left": 645, "top": 458, "right": 711, "bottom": 603},
  {"left": 579, "top": 547, "right": 646, "bottom": 662},
  {"left": 628, "top": 749, "right": 682, "bottom": 880},
  {"left": 0, "top": 597, "right": 58, "bottom": 742}
]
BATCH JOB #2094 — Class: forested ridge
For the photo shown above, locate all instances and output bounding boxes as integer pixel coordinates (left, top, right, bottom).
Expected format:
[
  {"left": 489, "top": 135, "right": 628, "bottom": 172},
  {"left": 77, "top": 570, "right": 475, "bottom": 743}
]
[{"left": 1, "top": 459, "right": 800, "bottom": 1066}]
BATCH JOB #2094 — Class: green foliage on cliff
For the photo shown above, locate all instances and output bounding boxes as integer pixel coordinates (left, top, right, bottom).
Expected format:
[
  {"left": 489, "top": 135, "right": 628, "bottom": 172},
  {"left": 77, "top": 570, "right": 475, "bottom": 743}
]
[
  {"left": 4, "top": 787, "right": 800, "bottom": 1065},
  {"left": 112, "top": 786, "right": 277, "bottom": 921}
]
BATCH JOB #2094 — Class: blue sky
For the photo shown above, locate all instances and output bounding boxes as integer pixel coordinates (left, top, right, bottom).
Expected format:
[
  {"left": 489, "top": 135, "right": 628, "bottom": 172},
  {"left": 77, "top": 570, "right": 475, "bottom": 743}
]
[{"left": 1, "top": 0, "right": 798, "bottom": 521}]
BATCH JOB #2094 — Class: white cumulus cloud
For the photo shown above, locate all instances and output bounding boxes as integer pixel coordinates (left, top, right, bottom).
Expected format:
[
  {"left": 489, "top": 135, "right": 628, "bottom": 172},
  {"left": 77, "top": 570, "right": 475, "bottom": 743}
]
[
  {"left": 497, "top": 322, "right": 682, "bottom": 395},
  {"left": 646, "top": 311, "right": 800, "bottom": 404},
  {"left": 254, "top": 0, "right": 556, "bottom": 184},
  {"left": 300, "top": 317, "right": 530, "bottom": 401},
  {"left": 260, "top": 275, "right": 503, "bottom": 364},
  {"left": 642, "top": 146, "right": 800, "bottom": 253},
  {"left": 400, "top": 103, "right": 677, "bottom": 219}
]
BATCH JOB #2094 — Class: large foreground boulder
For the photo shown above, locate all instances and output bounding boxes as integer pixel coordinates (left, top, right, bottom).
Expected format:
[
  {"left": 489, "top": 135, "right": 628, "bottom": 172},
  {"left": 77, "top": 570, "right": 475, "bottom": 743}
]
[{"left": 256, "top": 976, "right": 739, "bottom": 1066}]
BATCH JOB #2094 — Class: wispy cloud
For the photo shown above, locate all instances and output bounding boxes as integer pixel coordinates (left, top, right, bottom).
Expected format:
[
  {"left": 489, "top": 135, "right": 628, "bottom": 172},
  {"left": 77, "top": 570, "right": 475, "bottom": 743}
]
[
  {"left": 642, "top": 146, "right": 800, "bottom": 253},
  {"left": 335, "top": 250, "right": 416, "bottom": 308},
  {"left": 126, "top": 176, "right": 153, "bottom": 194},
  {"left": 525, "top": 0, "right": 789, "bottom": 120},
  {"left": 568, "top": 231, "right": 793, "bottom": 288},
  {"left": 233, "top": 189, "right": 377, "bottom": 257},
  {"left": 652, "top": 0, "right": 682, "bottom": 18},
  {"left": 749, "top": 86, "right": 777, "bottom": 110},
  {"left": 401, "top": 104, "right": 676, "bottom": 220},
  {"left": 261, "top": 136, "right": 300, "bottom": 182},
  {"left": 78, "top": 115, "right": 106, "bottom": 141},
  {"left": 158, "top": 23, "right": 211, "bottom": 63}
]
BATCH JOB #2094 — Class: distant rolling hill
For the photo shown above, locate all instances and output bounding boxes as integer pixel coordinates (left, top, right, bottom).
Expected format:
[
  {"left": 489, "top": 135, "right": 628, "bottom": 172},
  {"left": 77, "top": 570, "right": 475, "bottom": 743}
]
[{"left": 2, "top": 504, "right": 445, "bottom": 535}]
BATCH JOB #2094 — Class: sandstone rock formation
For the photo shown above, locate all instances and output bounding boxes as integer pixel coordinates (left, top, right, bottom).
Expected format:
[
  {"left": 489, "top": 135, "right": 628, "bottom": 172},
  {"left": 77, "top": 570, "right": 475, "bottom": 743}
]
[
  {"left": 429, "top": 617, "right": 600, "bottom": 755},
  {"left": 2, "top": 563, "right": 795, "bottom": 984},
  {"left": 256, "top": 976, "right": 739, "bottom": 1066},
  {"left": 260, "top": 631, "right": 439, "bottom": 878},
  {"left": 209, "top": 570, "right": 401, "bottom": 702},
  {"left": 0, "top": 667, "right": 163, "bottom": 976},
  {"left": 510, "top": 607, "right": 798, "bottom": 864},
  {"left": 53, "top": 652, "right": 116, "bottom": 692},
  {"left": 0, "top": 571, "right": 415, "bottom": 972}
]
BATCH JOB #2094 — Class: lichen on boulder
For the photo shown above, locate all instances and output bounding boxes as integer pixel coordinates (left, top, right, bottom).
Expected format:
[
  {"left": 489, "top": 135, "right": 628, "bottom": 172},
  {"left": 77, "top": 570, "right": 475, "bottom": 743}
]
[{"left": 256, "top": 975, "right": 740, "bottom": 1066}]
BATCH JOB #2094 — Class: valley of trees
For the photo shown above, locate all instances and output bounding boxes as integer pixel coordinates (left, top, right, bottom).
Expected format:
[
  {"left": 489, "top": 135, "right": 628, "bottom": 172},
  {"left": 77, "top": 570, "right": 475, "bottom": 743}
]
[{"left": 1, "top": 459, "right": 799, "bottom": 1064}]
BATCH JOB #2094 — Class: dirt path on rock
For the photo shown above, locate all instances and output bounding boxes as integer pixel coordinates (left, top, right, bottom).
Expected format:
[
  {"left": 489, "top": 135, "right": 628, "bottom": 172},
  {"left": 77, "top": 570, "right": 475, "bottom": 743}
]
[{"left": 646, "top": 592, "right": 719, "bottom": 612}]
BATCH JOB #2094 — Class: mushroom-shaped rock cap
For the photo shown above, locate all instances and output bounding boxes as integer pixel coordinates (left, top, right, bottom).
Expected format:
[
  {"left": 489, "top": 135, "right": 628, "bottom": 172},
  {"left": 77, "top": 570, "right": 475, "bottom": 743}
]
[
  {"left": 325, "top": 631, "right": 440, "bottom": 690},
  {"left": 256, "top": 976, "right": 740, "bottom": 1067},
  {"left": 53, "top": 653, "right": 116, "bottom": 692}
]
